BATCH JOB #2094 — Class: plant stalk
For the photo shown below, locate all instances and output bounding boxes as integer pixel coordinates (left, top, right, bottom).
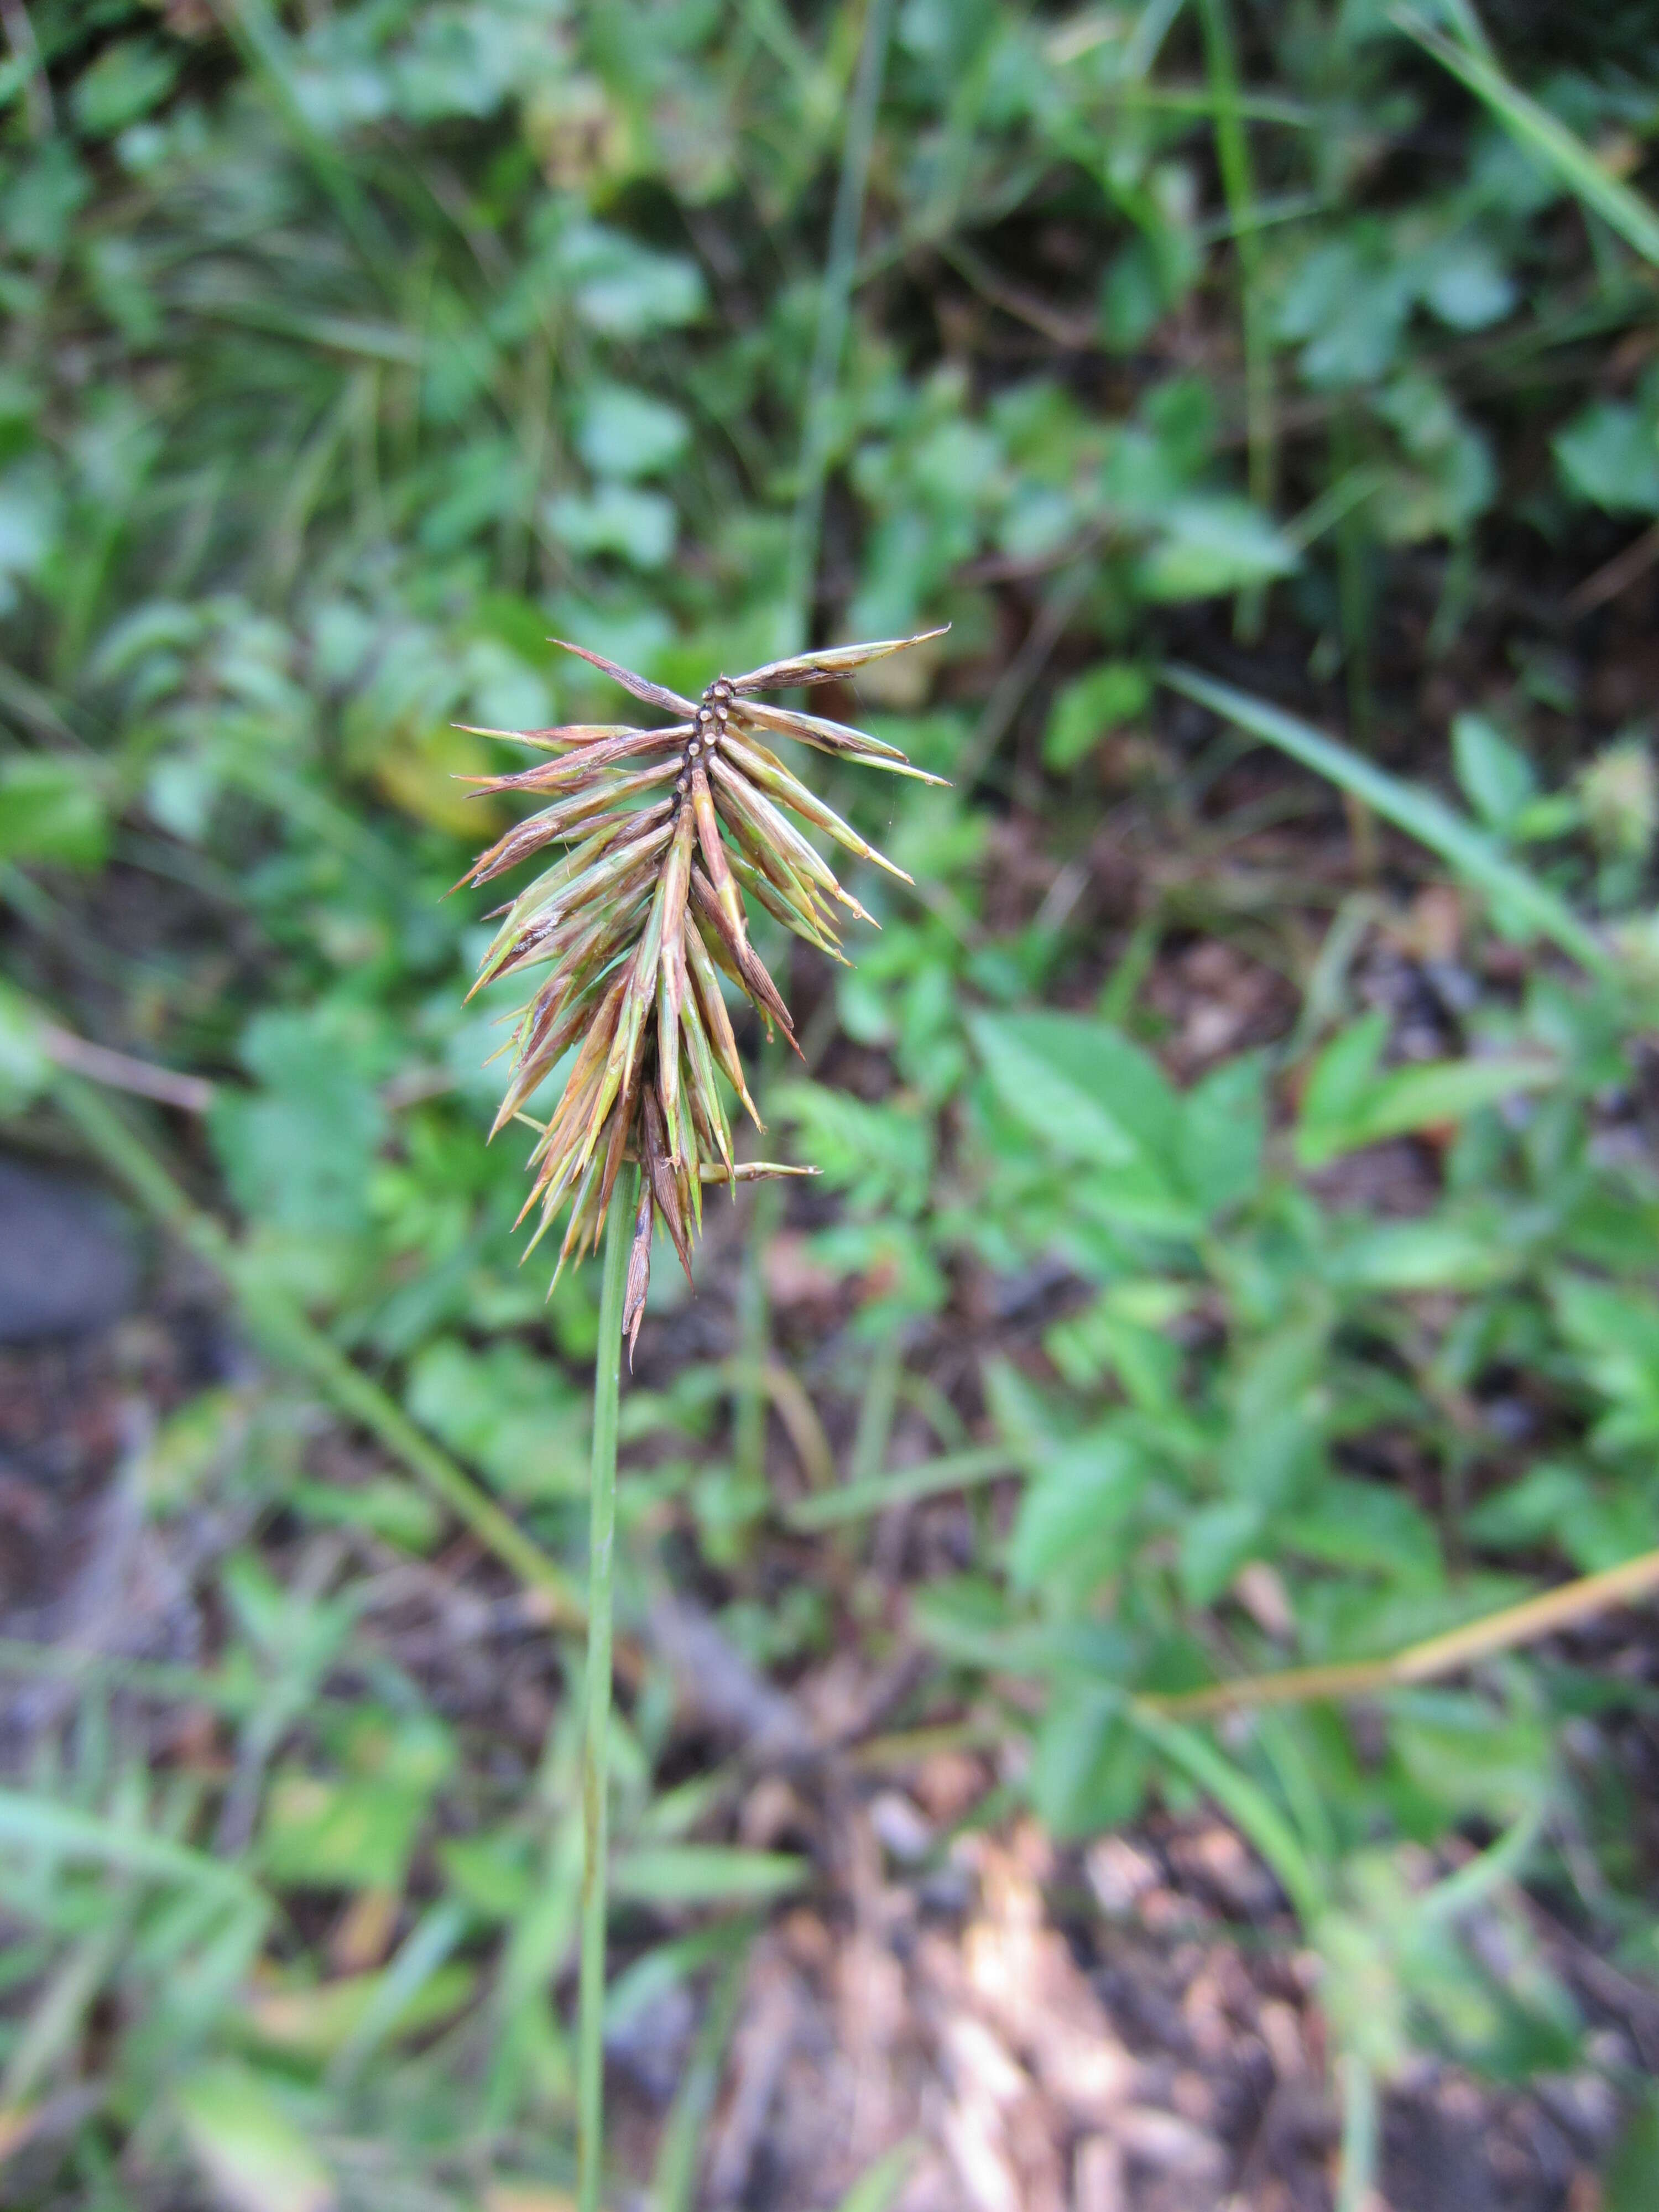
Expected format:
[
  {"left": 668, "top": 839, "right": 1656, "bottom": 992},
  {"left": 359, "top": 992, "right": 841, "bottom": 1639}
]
[
  {"left": 577, "top": 1169, "right": 634, "bottom": 2212},
  {"left": 782, "top": 0, "right": 898, "bottom": 641},
  {"left": 1146, "top": 1543, "right": 1659, "bottom": 1719}
]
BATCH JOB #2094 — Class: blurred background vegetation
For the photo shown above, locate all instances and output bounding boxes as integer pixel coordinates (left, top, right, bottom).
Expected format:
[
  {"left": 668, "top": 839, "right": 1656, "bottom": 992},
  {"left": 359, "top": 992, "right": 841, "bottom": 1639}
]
[{"left": 4, "top": 1, "right": 1659, "bottom": 2206}]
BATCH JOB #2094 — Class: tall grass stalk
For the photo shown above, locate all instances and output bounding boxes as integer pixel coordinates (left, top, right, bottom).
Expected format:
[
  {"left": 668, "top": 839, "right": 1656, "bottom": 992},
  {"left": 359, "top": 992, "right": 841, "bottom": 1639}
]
[
  {"left": 783, "top": 0, "right": 899, "bottom": 638},
  {"left": 577, "top": 1171, "right": 634, "bottom": 2212},
  {"left": 459, "top": 632, "right": 943, "bottom": 2203},
  {"left": 1197, "top": 0, "right": 1275, "bottom": 640}
]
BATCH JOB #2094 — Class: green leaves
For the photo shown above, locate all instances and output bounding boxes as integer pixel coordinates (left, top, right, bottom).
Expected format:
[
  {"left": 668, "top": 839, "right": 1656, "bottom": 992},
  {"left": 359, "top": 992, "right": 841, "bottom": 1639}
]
[
  {"left": 1553, "top": 1277, "right": 1659, "bottom": 1451},
  {"left": 576, "top": 386, "right": 692, "bottom": 481},
  {"left": 1295, "top": 1011, "right": 1558, "bottom": 1168},
  {"left": 1451, "top": 713, "right": 1536, "bottom": 834},
  {"left": 1042, "top": 661, "right": 1151, "bottom": 770},
  {"left": 405, "top": 1338, "right": 589, "bottom": 1499},
  {"left": 611, "top": 1846, "right": 807, "bottom": 1906},
  {"left": 262, "top": 1712, "right": 453, "bottom": 1892},
  {"left": 1137, "top": 495, "right": 1298, "bottom": 601},
  {"left": 1011, "top": 1433, "right": 1149, "bottom": 1596},
  {"left": 71, "top": 38, "right": 181, "bottom": 137},
  {"left": 554, "top": 221, "right": 707, "bottom": 337},
  {"left": 1554, "top": 398, "right": 1659, "bottom": 516},
  {"left": 211, "top": 1010, "right": 388, "bottom": 1238},
  {"left": 9, "top": 4, "right": 1659, "bottom": 2191},
  {"left": 175, "top": 2065, "right": 335, "bottom": 2212},
  {"left": 0, "top": 755, "right": 106, "bottom": 868},
  {"left": 971, "top": 1009, "right": 1262, "bottom": 1230}
]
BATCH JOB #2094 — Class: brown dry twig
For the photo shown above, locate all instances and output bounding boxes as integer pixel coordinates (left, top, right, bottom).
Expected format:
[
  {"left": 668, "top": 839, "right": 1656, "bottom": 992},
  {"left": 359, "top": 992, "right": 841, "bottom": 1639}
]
[{"left": 1148, "top": 1546, "right": 1659, "bottom": 1718}]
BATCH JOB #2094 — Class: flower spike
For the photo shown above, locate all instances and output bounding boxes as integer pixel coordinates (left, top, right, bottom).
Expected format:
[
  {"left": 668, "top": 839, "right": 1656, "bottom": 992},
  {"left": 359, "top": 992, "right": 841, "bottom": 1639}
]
[{"left": 463, "top": 629, "right": 947, "bottom": 1358}]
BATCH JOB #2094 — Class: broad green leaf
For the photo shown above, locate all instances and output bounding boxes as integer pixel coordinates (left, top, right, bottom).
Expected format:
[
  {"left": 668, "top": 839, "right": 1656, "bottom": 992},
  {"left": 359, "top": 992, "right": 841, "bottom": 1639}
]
[
  {"left": 1138, "top": 497, "right": 1298, "bottom": 600},
  {"left": 1042, "top": 661, "right": 1150, "bottom": 770},
  {"left": 1420, "top": 238, "right": 1515, "bottom": 330},
  {"left": 0, "top": 755, "right": 107, "bottom": 868},
  {"left": 260, "top": 1772, "right": 429, "bottom": 1892},
  {"left": 242, "top": 1961, "right": 474, "bottom": 2062},
  {"left": 288, "top": 1477, "right": 442, "bottom": 1553},
  {"left": 1011, "top": 1433, "right": 1148, "bottom": 1593},
  {"left": 1465, "top": 1463, "right": 1653, "bottom": 1574},
  {"left": 1452, "top": 712, "right": 1536, "bottom": 832},
  {"left": 1281, "top": 1479, "right": 1441, "bottom": 1580},
  {"left": 1297, "top": 1047, "right": 1557, "bottom": 1168},
  {"left": 1391, "top": 1696, "right": 1551, "bottom": 1823},
  {"left": 969, "top": 1009, "right": 1176, "bottom": 1173},
  {"left": 1181, "top": 1052, "right": 1266, "bottom": 1216},
  {"left": 1553, "top": 400, "right": 1659, "bottom": 516},
  {"left": 71, "top": 37, "right": 180, "bottom": 134},
  {"left": 437, "top": 1827, "right": 538, "bottom": 1921},
  {"left": 1178, "top": 1499, "right": 1265, "bottom": 1606},
  {"left": 576, "top": 384, "right": 690, "bottom": 479},
  {"left": 1031, "top": 1687, "right": 1149, "bottom": 1838},
  {"left": 558, "top": 224, "right": 707, "bottom": 336},
  {"left": 211, "top": 1010, "right": 387, "bottom": 1237},
  {"left": 544, "top": 483, "right": 676, "bottom": 568},
  {"left": 174, "top": 2064, "right": 334, "bottom": 2212},
  {"left": 406, "top": 1338, "right": 588, "bottom": 1500},
  {"left": 0, "top": 980, "right": 49, "bottom": 1112},
  {"left": 1463, "top": 1462, "right": 1590, "bottom": 1551},
  {"left": 1322, "top": 1218, "right": 1516, "bottom": 1292},
  {"left": 1553, "top": 1278, "right": 1659, "bottom": 1448}
]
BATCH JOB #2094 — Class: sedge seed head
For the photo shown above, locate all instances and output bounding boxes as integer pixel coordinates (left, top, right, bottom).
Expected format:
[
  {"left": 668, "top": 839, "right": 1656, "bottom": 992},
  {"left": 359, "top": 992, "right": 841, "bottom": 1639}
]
[{"left": 459, "top": 628, "right": 950, "bottom": 1358}]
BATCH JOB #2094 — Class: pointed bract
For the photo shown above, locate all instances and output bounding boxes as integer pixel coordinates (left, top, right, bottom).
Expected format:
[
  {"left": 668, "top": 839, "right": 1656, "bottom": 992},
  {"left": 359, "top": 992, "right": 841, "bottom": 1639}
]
[
  {"left": 729, "top": 626, "right": 949, "bottom": 694},
  {"left": 463, "top": 633, "right": 947, "bottom": 1321}
]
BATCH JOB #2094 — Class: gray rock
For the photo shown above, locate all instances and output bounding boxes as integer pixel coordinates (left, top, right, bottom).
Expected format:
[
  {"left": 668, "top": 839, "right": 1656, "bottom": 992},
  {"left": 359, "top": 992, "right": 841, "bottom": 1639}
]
[{"left": 0, "top": 1154, "right": 140, "bottom": 1342}]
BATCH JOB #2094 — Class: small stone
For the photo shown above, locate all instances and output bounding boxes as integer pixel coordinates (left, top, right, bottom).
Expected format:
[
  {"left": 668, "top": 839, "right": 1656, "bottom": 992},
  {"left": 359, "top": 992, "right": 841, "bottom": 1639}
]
[{"left": 0, "top": 1155, "right": 140, "bottom": 1343}]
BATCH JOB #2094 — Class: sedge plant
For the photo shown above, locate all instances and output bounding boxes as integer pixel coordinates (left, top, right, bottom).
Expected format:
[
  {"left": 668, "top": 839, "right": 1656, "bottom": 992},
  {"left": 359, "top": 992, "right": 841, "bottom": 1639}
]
[{"left": 458, "top": 628, "right": 945, "bottom": 2208}]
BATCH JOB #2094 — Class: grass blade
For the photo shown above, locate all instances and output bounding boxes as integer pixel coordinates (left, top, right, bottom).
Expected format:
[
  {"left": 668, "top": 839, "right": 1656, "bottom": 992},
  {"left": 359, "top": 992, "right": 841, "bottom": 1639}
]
[
  {"left": 1161, "top": 664, "right": 1616, "bottom": 977},
  {"left": 783, "top": 0, "right": 900, "bottom": 635},
  {"left": 783, "top": 1444, "right": 1021, "bottom": 1530},
  {"left": 1391, "top": 7, "right": 1659, "bottom": 269},
  {"left": 1123, "top": 1708, "right": 1327, "bottom": 1931},
  {"left": 650, "top": 1948, "right": 748, "bottom": 2212},
  {"left": 834, "top": 2139, "right": 923, "bottom": 2212},
  {"left": 0, "top": 1789, "right": 262, "bottom": 1905}
]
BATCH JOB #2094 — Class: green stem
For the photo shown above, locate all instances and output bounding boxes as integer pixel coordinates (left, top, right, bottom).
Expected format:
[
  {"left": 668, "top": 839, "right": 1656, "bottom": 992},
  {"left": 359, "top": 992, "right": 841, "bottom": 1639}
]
[
  {"left": 734, "top": 1178, "right": 778, "bottom": 1490},
  {"left": 577, "top": 1170, "right": 634, "bottom": 2212},
  {"left": 1197, "top": 0, "right": 1274, "bottom": 540},
  {"left": 1335, "top": 2052, "right": 1379, "bottom": 2212},
  {"left": 782, "top": 0, "right": 899, "bottom": 641}
]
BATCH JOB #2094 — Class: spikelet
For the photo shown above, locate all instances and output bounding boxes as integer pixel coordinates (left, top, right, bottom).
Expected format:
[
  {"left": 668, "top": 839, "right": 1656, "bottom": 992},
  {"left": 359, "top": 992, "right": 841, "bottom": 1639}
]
[{"left": 461, "top": 629, "right": 948, "bottom": 1359}]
